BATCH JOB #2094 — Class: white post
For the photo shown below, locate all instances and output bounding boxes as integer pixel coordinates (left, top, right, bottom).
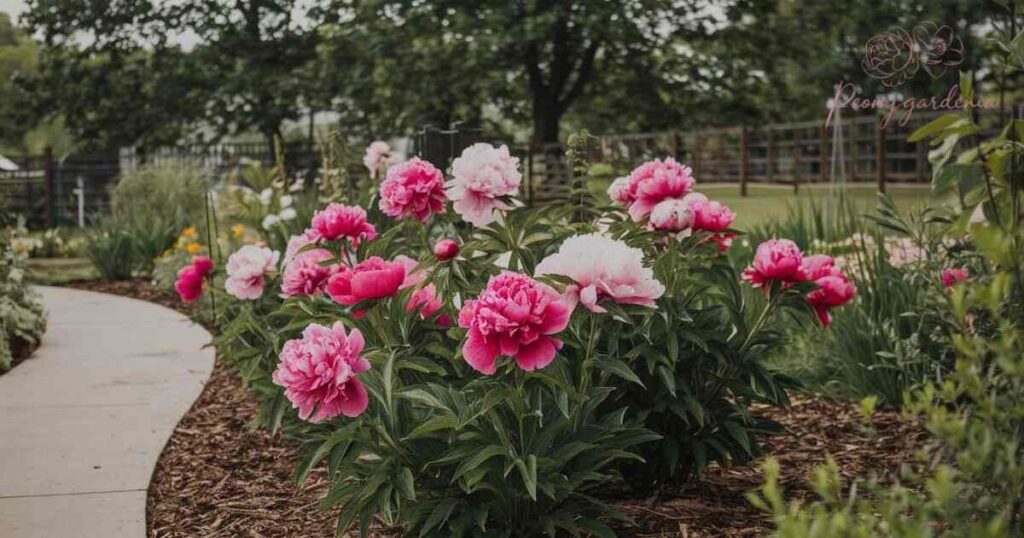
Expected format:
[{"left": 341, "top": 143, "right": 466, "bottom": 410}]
[{"left": 75, "top": 177, "right": 85, "bottom": 228}]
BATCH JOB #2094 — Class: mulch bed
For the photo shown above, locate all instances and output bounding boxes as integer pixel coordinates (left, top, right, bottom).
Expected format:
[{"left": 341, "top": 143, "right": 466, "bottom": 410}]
[{"left": 68, "top": 279, "right": 925, "bottom": 538}]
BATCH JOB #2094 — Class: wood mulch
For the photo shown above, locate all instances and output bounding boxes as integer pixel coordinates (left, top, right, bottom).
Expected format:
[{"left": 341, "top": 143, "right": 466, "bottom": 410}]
[{"left": 67, "top": 278, "right": 926, "bottom": 538}]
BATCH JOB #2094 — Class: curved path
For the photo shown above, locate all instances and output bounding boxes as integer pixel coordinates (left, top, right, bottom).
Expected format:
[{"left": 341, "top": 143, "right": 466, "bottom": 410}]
[{"left": 0, "top": 286, "right": 214, "bottom": 538}]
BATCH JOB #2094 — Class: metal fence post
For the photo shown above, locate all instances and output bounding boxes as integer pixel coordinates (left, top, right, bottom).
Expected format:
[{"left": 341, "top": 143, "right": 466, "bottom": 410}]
[
  {"left": 876, "top": 123, "right": 887, "bottom": 193},
  {"left": 44, "top": 147, "right": 54, "bottom": 228},
  {"left": 739, "top": 126, "right": 749, "bottom": 197}
]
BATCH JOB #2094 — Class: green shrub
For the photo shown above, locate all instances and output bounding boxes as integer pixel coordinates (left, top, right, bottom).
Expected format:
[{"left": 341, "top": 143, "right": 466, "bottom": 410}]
[
  {"left": 0, "top": 219, "right": 47, "bottom": 371},
  {"left": 110, "top": 164, "right": 209, "bottom": 226},
  {"left": 84, "top": 218, "right": 136, "bottom": 280}
]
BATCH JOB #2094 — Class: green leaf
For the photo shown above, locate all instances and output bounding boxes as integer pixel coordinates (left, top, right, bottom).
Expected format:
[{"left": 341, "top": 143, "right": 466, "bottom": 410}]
[
  {"left": 420, "top": 498, "right": 458, "bottom": 537},
  {"left": 597, "top": 356, "right": 645, "bottom": 388},
  {"left": 515, "top": 455, "right": 538, "bottom": 500},
  {"left": 397, "top": 467, "right": 416, "bottom": 501},
  {"left": 452, "top": 445, "right": 507, "bottom": 482},
  {"left": 908, "top": 113, "right": 961, "bottom": 142},
  {"left": 933, "top": 163, "right": 983, "bottom": 194},
  {"left": 723, "top": 421, "right": 752, "bottom": 456}
]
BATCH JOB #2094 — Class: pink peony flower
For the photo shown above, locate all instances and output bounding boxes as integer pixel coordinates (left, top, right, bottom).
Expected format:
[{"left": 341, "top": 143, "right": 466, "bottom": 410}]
[
  {"left": 624, "top": 158, "right": 696, "bottom": 222},
  {"left": 224, "top": 245, "right": 280, "bottom": 300},
  {"left": 446, "top": 143, "right": 522, "bottom": 226},
  {"left": 272, "top": 322, "right": 370, "bottom": 422},
  {"left": 363, "top": 140, "right": 392, "bottom": 177},
  {"left": 941, "top": 267, "right": 968, "bottom": 288},
  {"left": 689, "top": 195, "right": 735, "bottom": 233},
  {"left": 649, "top": 198, "right": 695, "bottom": 232},
  {"left": 309, "top": 203, "right": 377, "bottom": 247},
  {"left": 378, "top": 158, "right": 447, "bottom": 222},
  {"left": 433, "top": 239, "right": 460, "bottom": 261},
  {"left": 742, "top": 239, "right": 804, "bottom": 288},
  {"left": 536, "top": 233, "right": 665, "bottom": 313},
  {"left": 806, "top": 275, "right": 857, "bottom": 326},
  {"left": 607, "top": 176, "right": 634, "bottom": 207},
  {"left": 406, "top": 283, "right": 444, "bottom": 319},
  {"left": 174, "top": 266, "right": 205, "bottom": 303},
  {"left": 797, "top": 254, "right": 841, "bottom": 282},
  {"left": 326, "top": 256, "right": 406, "bottom": 306},
  {"left": 458, "top": 272, "right": 575, "bottom": 374},
  {"left": 280, "top": 248, "right": 335, "bottom": 297}
]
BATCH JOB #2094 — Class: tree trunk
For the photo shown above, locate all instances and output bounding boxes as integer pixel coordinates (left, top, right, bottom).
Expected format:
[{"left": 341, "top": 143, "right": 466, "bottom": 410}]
[{"left": 531, "top": 98, "right": 562, "bottom": 147}]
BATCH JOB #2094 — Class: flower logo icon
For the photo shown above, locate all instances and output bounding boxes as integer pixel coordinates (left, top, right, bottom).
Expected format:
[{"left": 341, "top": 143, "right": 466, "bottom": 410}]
[{"left": 862, "top": 23, "right": 964, "bottom": 87}]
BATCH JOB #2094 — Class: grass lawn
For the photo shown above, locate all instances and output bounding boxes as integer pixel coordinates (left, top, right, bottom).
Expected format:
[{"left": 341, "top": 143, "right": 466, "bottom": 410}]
[
  {"left": 26, "top": 258, "right": 98, "bottom": 285},
  {"left": 700, "top": 183, "right": 939, "bottom": 228}
]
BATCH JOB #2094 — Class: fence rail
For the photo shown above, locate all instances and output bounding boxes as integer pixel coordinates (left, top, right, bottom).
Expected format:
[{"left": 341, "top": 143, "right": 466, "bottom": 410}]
[{"left": 2, "top": 110, "right": 1000, "bottom": 228}]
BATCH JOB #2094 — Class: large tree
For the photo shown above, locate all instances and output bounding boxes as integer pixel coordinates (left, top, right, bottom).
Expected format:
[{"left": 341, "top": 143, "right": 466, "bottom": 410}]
[{"left": 22, "top": 0, "right": 319, "bottom": 151}]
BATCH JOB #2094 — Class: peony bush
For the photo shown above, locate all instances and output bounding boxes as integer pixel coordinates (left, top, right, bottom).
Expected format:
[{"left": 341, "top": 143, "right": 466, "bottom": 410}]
[{"left": 193, "top": 141, "right": 854, "bottom": 535}]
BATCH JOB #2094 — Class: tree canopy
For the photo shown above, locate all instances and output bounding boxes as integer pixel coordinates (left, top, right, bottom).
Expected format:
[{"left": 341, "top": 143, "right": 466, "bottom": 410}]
[{"left": 4, "top": 0, "right": 1014, "bottom": 152}]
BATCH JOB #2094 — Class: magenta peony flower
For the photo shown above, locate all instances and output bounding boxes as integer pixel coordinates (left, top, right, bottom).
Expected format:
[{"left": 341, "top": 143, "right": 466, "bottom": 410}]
[
  {"left": 941, "top": 267, "right": 968, "bottom": 288},
  {"left": 607, "top": 176, "right": 634, "bottom": 207},
  {"left": 363, "top": 140, "right": 392, "bottom": 177},
  {"left": 806, "top": 275, "right": 857, "bottom": 326},
  {"left": 326, "top": 256, "right": 406, "bottom": 306},
  {"left": 446, "top": 143, "right": 522, "bottom": 226},
  {"left": 742, "top": 239, "right": 804, "bottom": 288},
  {"left": 649, "top": 198, "right": 695, "bottom": 232},
  {"left": 224, "top": 245, "right": 280, "bottom": 300},
  {"left": 272, "top": 322, "right": 370, "bottom": 422},
  {"left": 174, "top": 256, "right": 214, "bottom": 303},
  {"left": 536, "top": 233, "right": 665, "bottom": 313},
  {"left": 309, "top": 203, "right": 377, "bottom": 247},
  {"left": 378, "top": 158, "right": 447, "bottom": 222},
  {"left": 174, "top": 266, "right": 205, "bottom": 303},
  {"left": 458, "top": 272, "right": 575, "bottom": 374},
  {"left": 280, "top": 248, "right": 335, "bottom": 298},
  {"left": 433, "top": 239, "right": 460, "bottom": 261},
  {"left": 797, "top": 254, "right": 841, "bottom": 281},
  {"left": 191, "top": 255, "right": 214, "bottom": 276},
  {"left": 624, "top": 158, "right": 696, "bottom": 222}
]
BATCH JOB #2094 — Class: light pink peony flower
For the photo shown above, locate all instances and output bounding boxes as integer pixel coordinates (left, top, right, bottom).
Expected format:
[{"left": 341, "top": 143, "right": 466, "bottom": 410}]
[
  {"left": 536, "top": 233, "right": 665, "bottom": 313},
  {"left": 742, "top": 239, "right": 804, "bottom": 288},
  {"left": 941, "top": 267, "right": 968, "bottom": 288},
  {"left": 607, "top": 176, "right": 634, "bottom": 207},
  {"left": 363, "top": 140, "right": 392, "bottom": 177},
  {"left": 458, "top": 272, "right": 575, "bottom": 374},
  {"left": 282, "top": 230, "right": 318, "bottom": 267},
  {"left": 326, "top": 256, "right": 406, "bottom": 306},
  {"left": 806, "top": 275, "right": 857, "bottom": 326},
  {"left": 797, "top": 254, "right": 841, "bottom": 282},
  {"left": 624, "top": 158, "right": 696, "bottom": 222},
  {"left": 433, "top": 239, "right": 459, "bottom": 261},
  {"left": 224, "top": 245, "right": 280, "bottom": 300},
  {"left": 378, "top": 158, "right": 447, "bottom": 222},
  {"left": 309, "top": 203, "right": 377, "bottom": 247},
  {"left": 446, "top": 143, "right": 522, "bottom": 226},
  {"left": 272, "top": 322, "right": 370, "bottom": 422},
  {"left": 649, "top": 198, "right": 695, "bottom": 232},
  {"left": 280, "top": 248, "right": 335, "bottom": 298}
]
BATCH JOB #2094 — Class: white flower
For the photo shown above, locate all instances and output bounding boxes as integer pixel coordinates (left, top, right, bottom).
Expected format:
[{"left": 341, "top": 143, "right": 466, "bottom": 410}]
[
  {"left": 262, "top": 214, "right": 281, "bottom": 229},
  {"left": 279, "top": 207, "right": 297, "bottom": 221},
  {"left": 279, "top": 195, "right": 293, "bottom": 208},
  {"left": 259, "top": 188, "right": 273, "bottom": 206}
]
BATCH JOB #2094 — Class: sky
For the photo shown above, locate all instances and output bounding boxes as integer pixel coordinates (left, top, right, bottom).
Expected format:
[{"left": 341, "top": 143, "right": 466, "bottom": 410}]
[{"left": 0, "top": 0, "right": 25, "bottom": 19}]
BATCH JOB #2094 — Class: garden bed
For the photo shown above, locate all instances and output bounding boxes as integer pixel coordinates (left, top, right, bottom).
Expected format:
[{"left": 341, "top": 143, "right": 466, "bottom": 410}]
[{"left": 65, "top": 279, "right": 925, "bottom": 538}]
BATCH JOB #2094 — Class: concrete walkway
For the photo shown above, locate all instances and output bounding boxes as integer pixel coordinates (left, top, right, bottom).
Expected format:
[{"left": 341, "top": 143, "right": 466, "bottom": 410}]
[{"left": 0, "top": 286, "right": 214, "bottom": 538}]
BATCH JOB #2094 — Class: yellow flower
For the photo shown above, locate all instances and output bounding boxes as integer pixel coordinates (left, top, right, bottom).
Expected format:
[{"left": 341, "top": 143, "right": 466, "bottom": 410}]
[
  {"left": 181, "top": 226, "right": 197, "bottom": 239},
  {"left": 231, "top": 224, "right": 245, "bottom": 238},
  {"left": 185, "top": 243, "right": 204, "bottom": 255}
]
